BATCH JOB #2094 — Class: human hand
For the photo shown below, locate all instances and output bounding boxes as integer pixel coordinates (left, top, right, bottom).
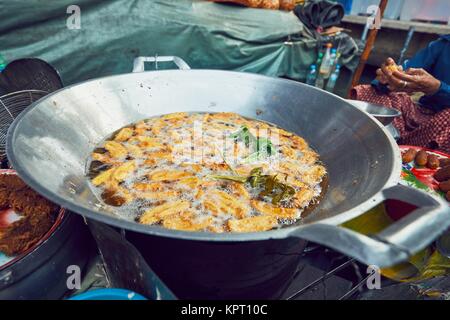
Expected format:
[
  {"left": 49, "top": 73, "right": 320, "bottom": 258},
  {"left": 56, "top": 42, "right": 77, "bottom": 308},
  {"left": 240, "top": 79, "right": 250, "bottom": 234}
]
[
  {"left": 388, "top": 68, "right": 441, "bottom": 96},
  {"left": 376, "top": 57, "right": 402, "bottom": 85}
]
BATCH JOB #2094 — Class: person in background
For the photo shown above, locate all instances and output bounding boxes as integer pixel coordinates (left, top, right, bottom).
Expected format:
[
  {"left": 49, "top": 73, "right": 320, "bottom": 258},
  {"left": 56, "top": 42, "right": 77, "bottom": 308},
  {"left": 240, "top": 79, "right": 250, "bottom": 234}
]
[{"left": 352, "top": 34, "right": 450, "bottom": 153}]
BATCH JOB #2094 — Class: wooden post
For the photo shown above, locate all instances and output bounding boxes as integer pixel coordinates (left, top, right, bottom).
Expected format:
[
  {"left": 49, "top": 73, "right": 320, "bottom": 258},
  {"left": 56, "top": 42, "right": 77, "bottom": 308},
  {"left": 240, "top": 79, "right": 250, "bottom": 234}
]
[{"left": 348, "top": 0, "right": 389, "bottom": 97}]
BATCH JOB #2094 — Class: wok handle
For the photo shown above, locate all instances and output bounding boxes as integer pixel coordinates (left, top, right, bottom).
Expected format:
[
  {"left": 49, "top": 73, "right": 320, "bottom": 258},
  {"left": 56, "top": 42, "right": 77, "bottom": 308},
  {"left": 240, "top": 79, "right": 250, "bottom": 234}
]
[
  {"left": 132, "top": 56, "right": 191, "bottom": 72},
  {"left": 291, "top": 185, "right": 450, "bottom": 267}
]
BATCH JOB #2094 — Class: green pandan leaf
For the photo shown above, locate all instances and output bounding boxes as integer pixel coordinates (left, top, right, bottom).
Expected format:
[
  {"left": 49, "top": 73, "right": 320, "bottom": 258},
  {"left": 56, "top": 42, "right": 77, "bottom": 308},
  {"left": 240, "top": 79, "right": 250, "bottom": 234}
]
[
  {"left": 230, "top": 126, "right": 255, "bottom": 148},
  {"left": 231, "top": 126, "right": 276, "bottom": 164},
  {"left": 208, "top": 175, "right": 247, "bottom": 183},
  {"left": 209, "top": 166, "right": 296, "bottom": 205}
]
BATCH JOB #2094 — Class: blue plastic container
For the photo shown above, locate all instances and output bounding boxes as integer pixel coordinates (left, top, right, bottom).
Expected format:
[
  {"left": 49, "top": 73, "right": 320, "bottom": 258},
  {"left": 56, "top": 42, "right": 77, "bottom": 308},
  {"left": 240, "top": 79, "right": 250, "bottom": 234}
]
[{"left": 69, "top": 289, "right": 147, "bottom": 300}]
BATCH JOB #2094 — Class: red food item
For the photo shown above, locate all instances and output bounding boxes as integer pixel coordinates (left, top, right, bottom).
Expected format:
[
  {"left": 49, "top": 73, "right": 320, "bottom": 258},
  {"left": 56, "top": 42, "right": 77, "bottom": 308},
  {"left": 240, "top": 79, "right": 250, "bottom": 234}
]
[
  {"left": 402, "top": 148, "right": 417, "bottom": 164},
  {"left": 439, "top": 180, "right": 450, "bottom": 193},
  {"left": 440, "top": 158, "right": 450, "bottom": 168},
  {"left": 415, "top": 150, "right": 428, "bottom": 166},
  {"left": 435, "top": 166, "right": 450, "bottom": 182},
  {"left": 426, "top": 155, "right": 440, "bottom": 169}
]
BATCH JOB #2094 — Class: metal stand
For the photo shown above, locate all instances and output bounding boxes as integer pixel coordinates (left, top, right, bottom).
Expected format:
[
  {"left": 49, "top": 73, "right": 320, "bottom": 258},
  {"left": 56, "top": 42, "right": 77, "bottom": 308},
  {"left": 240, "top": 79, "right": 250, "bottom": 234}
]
[{"left": 284, "top": 245, "right": 374, "bottom": 300}]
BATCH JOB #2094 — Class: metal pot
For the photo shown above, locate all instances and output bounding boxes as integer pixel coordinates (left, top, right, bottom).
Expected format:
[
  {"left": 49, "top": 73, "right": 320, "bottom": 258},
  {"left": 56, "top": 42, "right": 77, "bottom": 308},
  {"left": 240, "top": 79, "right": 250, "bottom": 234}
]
[
  {"left": 346, "top": 99, "right": 402, "bottom": 126},
  {"left": 0, "top": 211, "right": 93, "bottom": 299},
  {"left": 6, "top": 57, "right": 450, "bottom": 299}
]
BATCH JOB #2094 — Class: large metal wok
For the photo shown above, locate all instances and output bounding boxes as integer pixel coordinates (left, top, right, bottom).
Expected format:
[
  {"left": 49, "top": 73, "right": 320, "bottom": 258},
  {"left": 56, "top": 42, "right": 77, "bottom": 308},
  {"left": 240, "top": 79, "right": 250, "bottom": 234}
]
[{"left": 7, "top": 57, "right": 450, "bottom": 299}]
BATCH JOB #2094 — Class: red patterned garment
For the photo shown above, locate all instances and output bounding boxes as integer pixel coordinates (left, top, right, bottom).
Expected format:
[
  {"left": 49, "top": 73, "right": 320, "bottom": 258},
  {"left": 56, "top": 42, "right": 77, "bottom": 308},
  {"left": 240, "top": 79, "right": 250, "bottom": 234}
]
[{"left": 351, "top": 85, "right": 450, "bottom": 153}]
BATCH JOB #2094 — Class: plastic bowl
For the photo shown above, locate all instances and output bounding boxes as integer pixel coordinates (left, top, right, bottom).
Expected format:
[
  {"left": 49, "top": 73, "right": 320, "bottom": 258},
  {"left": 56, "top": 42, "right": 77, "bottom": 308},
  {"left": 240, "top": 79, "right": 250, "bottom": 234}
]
[{"left": 69, "top": 289, "right": 147, "bottom": 300}]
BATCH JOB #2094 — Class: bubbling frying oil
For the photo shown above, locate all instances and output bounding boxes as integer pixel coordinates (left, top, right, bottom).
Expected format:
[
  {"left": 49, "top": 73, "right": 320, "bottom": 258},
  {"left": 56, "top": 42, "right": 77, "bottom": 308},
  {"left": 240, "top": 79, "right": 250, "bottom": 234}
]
[{"left": 87, "top": 112, "right": 327, "bottom": 233}]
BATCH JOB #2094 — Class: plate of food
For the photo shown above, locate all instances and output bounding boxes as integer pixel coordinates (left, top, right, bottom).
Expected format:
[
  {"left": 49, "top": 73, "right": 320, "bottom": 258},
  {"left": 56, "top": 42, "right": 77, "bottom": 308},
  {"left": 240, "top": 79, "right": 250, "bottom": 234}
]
[
  {"left": 400, "top": 146, "right": 450, "bottom": 200},
  {"left": 0, "top": 169, "right": 64, "bottom": 270}
]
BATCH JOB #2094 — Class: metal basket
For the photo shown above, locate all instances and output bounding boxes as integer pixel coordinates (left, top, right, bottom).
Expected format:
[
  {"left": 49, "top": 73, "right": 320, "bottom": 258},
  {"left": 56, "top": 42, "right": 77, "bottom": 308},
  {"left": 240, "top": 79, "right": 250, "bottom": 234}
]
[{"left": 0, "top": 90, "right": 48, "bottom": 163}]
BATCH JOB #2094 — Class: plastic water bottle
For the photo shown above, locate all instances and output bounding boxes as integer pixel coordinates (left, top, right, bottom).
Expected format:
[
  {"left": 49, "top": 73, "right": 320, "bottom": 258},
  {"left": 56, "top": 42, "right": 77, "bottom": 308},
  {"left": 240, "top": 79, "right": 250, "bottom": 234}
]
[
  {"left": 319, "top": 43, "right": 333, "bottom": 79},
  {"left": 316, "top": 52, "right": 324, "bottom": 67},
  {"left": 306, "top": 65, "right": 317, "bottom": 86},
  {"left": 315, "top": 74, "right": 325, "bottom": 89},
  {"left": 326, "top": 49, "right": 337, "bottom": 79},
  {"left": 325, "top": 65, "right": 341, "bottom": 93},
  {"left": 0, "top": 54, "right": 6, "bottom": 72}
]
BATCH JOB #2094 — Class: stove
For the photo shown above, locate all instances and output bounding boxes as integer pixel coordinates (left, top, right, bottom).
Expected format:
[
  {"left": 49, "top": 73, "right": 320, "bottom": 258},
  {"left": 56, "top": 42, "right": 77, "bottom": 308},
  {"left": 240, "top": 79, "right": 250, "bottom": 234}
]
[{"left": 74, "top": 242, "right": 450, "bottom": 300}]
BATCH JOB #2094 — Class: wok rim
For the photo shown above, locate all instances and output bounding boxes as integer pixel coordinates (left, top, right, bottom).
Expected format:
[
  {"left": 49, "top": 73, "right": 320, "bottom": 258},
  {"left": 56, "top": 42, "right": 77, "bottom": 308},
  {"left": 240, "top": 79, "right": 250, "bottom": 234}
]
[{"left": 6, "top": 69, "right": 402, "bottom": 242}]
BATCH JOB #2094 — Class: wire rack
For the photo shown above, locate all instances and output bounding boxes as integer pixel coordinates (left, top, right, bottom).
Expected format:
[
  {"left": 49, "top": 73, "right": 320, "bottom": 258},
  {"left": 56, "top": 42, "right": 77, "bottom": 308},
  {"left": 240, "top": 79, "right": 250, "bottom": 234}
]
[
  {"left": 0, "top": 90, "right": 48, "bottom": 164},
  {"left": 283, "top": 245, "right": 373, "bottom": 300},
  {"left": 286, "top": 258, "right": 371, "bottom": 300}
]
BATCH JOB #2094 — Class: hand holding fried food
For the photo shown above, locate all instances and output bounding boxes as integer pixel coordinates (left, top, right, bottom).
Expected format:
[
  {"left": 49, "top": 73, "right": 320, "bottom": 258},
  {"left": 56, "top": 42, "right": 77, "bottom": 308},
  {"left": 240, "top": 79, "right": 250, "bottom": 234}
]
[
  {"left": 380, "top": 58, "right": 441, "bottom": 95},
  {"left": 377, "top": 58, "right": 403, "bottom": 86},
  {"left": 389, "top": 68, "right": 442, "bottom": 96},
  {"left": 386, "top": 63, "right": 401, "bottom": 73}
]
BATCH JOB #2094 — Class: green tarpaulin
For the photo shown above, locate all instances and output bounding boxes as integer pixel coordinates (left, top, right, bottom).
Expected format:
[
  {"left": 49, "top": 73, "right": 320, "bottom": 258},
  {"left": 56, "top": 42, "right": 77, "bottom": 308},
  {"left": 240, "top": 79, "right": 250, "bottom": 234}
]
[{"left": 0, "top": 0, "right": 354, "bottom": 86}]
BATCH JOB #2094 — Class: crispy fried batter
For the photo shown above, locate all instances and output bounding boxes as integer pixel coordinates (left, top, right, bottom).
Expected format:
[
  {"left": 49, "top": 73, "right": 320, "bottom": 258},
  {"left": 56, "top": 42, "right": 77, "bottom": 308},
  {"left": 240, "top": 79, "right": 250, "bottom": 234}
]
[
  {"left": 114, "top": 127, "right": 134, "bottom": 142},
  {"left": 204, "top": 190, "right": 250, "bottom": 219},
  {"left": 250, "top": 200, "right": 299, "bottom": 219},
  {"left": 228, "top": 215, "right": 278, "bottom": 233},
  {"left": 89, "top": 112, "right": 327, "bottom": 233},
  {"left": 104, "top": 141, "right": 128, "bottom": 158},
  {"left": 163, "top": 212, "right": 213, "bottom": 232},
  {"left": 149, "top": 170, "right": 193, "bottom": 182},
  {"left": 139, "top": 200, "right": 190, "bottom": 225}
]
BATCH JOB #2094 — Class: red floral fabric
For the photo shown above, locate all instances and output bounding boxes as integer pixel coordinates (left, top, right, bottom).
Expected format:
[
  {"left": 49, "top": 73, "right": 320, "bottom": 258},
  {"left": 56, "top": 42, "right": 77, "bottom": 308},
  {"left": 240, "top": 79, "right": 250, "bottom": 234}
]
[{"left": 351, "top": 85, "right": 450, "bottom": 153}]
